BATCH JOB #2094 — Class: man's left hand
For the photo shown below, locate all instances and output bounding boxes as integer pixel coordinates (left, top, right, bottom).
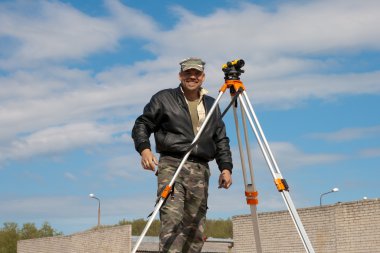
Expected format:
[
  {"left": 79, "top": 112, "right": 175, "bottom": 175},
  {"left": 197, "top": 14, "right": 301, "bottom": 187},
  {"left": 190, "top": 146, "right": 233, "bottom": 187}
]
[{"left": 218, "top": 169, "right": 232, "bottom": 189}]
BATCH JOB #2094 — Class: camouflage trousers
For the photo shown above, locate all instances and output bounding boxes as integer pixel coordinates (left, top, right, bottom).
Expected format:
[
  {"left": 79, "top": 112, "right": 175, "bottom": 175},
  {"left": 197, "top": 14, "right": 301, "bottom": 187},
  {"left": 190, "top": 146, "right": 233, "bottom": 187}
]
[{"left": 157, "top": 156, "right": 210, "bottom": 253}]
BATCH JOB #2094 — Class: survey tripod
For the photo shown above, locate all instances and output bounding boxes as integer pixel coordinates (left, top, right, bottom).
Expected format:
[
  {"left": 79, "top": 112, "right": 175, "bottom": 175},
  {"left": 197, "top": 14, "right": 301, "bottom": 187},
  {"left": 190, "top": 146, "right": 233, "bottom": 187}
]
[{"left": 132, "top": 60, "right": 315, "bottom": 253}]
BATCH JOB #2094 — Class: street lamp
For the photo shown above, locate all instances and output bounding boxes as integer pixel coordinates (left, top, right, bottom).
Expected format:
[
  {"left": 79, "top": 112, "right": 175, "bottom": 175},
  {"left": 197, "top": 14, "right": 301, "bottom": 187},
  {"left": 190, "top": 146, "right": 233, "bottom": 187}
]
[
  {"left": 89, "top": 193, "right": 101, "bottom": 228},
  {"left": 320, "top": 187, "right": 339, "bottom": 206}
]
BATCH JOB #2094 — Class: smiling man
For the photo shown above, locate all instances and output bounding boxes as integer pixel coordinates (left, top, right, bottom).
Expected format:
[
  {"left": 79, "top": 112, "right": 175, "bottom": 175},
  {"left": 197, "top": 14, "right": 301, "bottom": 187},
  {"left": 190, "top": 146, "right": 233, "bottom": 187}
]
[{"left": 132, "top": 57, "right": 233, "bottom": 252}]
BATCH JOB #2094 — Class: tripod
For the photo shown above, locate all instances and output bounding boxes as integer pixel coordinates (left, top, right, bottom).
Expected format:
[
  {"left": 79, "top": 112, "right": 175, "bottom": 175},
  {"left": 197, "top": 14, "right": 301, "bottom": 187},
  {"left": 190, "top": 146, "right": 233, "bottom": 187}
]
[{"left": 131, "top": 60, "right": 315, "bottom": 253}]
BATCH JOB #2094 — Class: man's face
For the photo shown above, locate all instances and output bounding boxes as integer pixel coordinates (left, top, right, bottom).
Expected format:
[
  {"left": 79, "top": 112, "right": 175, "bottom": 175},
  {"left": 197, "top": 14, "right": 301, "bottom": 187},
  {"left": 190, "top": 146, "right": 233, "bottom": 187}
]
[{"left": 179, "top": 69, "right": 205, "bottom": 93}]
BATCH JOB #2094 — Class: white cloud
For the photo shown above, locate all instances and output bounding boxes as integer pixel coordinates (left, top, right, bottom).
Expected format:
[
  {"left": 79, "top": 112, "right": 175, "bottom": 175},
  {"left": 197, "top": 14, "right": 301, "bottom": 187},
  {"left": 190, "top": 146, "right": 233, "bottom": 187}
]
[
  {"left": 270, "top": 142, "right": 345, "bottom": 169},
  {"left": 0, "top": 67, "right": 140, "bottom": 141},
  {"left": 230, "top": 142, "right": 345, "bottom": 173},
  {"left": 144, "top": 0, "right": 380, "bottom": 107},
  {"left": 0, "top": 194, "right": 157, "bottom": 233},
  {"left": 309, "top": 125, "right": 380, "bottom": 142},
  {"left": 0, "top": 0, "right": 159, "bottom": 69},
  {"left": 151, "top": 0, "right": 380, "bottom": 58},
  {"left": 105, "top": 155, "right": 138, "bottom": 180},
  {"left": 359, "top": 148, "right": 380, "bottom": 158},
  {"left": 0, "top": 67, "right": 74, "bottom": 95},
  {"left": 0, "top": 122, "right": 120, "bottom": 161},
  {"left": 64, "top": 172, "right": 77, "bottom": 181},
  {"left": 0, "top": 0, "right": 379, "bottom": 162},
  {"left": 0, "top": 196, "right": 88, "bottom": 219},
  {"left": 250, "top": 71, "right": 380, "bottom": 109},
  {"left": 104, "top": 0, "right": 159, "bottom": 39},
  {"left": 0, "top": 2, "right": 119, "bottom": 68}
]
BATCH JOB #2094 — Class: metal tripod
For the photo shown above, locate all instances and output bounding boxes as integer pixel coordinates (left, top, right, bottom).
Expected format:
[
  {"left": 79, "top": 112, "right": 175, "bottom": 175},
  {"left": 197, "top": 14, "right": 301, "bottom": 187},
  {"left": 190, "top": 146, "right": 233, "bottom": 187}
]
[
  {"left": 221, "top": 59, "right": 315, "bottom": 253},
  {"left": 226, "top": 82, "right": 315, "bottom": 253},
  {"left": 131, "top": 59, "right": 315, "bottom": 253}
]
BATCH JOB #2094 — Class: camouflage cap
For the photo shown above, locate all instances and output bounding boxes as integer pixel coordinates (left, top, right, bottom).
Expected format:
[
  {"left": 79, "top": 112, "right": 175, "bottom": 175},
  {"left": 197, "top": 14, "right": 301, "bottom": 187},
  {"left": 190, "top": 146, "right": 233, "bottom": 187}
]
[{"left": 179, "top": 57, "right": 206, "bottom": 72}]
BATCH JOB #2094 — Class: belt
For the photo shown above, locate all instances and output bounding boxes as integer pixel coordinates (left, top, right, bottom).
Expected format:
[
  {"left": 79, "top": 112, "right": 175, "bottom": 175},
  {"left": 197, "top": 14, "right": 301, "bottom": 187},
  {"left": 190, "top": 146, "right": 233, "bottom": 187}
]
[{"left": 160, "top": 153, "right": 209, "bottom": 166}]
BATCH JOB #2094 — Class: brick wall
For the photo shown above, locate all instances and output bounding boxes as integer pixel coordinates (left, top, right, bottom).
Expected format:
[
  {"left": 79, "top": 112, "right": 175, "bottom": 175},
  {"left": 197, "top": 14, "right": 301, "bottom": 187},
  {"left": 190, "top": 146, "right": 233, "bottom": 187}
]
[
  {"left": 17, "top": 199, "right": 380, "bottom": 253},
  {"left": 17, "top": 225, "right": 232, "bottom": 253},
  {"left": 17, "top": 225, "right": 131, "bottom": 253},
  {"left": 232, "top": 199, "right": 380, "bottom": 253}
]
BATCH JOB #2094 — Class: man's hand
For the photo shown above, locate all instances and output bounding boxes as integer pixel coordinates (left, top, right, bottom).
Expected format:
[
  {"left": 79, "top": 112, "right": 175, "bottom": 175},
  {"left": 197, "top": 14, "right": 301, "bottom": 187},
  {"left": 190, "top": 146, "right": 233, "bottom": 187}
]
[
  {"left": 140, "top": 149, "right": 158, "bottom": 171},
  {"left": 218, "top": 169, "right": 232, "bottom": 189}
]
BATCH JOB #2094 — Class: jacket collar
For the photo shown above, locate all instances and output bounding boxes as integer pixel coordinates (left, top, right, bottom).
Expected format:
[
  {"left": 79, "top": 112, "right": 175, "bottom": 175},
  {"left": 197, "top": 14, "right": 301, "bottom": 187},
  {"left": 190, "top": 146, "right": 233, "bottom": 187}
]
[{"left": 177, "top": 84, "right": 208, "bottom": 99}]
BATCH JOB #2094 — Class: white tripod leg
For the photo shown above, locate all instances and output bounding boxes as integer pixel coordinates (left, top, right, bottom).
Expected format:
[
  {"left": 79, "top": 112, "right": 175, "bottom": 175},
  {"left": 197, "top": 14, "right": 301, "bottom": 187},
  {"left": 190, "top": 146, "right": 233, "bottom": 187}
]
[
  {"left": 237, "top": 91, "right": 315, "bottom": 253},
  {"left": 232, "top": 100, "right": 262, "bottom": 253}
]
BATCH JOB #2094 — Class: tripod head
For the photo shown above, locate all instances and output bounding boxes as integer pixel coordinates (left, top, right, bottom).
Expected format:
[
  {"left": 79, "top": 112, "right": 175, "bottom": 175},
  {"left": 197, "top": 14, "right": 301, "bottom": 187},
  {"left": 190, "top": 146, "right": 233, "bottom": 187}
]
[{"left": 222, "top": 59, "right": 245, "bottom": 80}]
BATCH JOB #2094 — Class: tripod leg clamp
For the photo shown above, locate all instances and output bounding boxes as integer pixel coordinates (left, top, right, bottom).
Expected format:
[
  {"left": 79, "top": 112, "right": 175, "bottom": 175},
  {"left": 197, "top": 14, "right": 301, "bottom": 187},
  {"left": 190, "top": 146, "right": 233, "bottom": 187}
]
[
  {"left": 161, "top": 185, "right": 172, "bottom": 199},
  {"left": 245, "top": 190, "right": 259, "bottom": 205},
  {"left": 275, "top": 178, "right": 289, "bottom": 192}
]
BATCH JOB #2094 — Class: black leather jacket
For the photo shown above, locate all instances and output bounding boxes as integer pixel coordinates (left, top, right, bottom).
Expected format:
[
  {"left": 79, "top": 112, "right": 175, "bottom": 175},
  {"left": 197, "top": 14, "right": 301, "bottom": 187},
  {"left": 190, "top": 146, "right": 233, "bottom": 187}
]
[{"left": 132, "top": 86, "right": 233, "bottom": 172}]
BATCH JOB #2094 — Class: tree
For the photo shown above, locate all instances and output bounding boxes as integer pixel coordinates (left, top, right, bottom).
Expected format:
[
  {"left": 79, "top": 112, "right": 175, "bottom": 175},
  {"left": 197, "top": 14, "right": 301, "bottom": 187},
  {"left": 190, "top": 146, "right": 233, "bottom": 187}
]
[
  {"left": 0, "top": 223, "right": 19, "bottom": 253},
  {"left": 0, "top": 222, "right": 62, "bottom": 253},
  {"left": 19, "top": 223, "right": 39, "bottom": 240},
  {"left": 204, "top": 219, "right": 233, "bottom": 238},
  {"left": 38, "top": 222, "right": 62, "bottom": 238},
  {"left": 118, "top": 218, "right": 160, "bottom": 236},
  {"left": 118, "top": 218, "right": 233, "bottom": 238}
]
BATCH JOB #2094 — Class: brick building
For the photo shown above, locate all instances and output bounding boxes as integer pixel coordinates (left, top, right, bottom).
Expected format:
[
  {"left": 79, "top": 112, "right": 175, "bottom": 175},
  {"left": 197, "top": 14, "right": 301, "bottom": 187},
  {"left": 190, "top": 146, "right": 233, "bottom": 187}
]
[{"left": 232, "top": 199, "right": 380, "bottom": 252}]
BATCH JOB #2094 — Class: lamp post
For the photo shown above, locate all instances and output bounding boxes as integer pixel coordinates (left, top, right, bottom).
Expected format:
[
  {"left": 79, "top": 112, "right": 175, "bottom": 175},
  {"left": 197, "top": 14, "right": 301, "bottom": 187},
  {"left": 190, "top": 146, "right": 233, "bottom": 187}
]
[
  {"left": 89, "top": 193, "right": 101, "bottom": 228},
  {"left": 320, "top": 187, "right": 339, "bottom": 206}
]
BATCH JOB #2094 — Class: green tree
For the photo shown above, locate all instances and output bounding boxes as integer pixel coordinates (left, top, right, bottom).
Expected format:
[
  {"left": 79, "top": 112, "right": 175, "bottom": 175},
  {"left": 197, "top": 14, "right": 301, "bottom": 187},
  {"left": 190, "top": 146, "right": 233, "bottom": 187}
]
[
  {"left": 0, "top": 223, "right": 19, "bottom": 253},
  {"left": 19, "top": 222, "right": 62, "bottom": 240},
  {"left": 118, "top": 218, "right": 233, "bottom": 238},
  {"left": 204, "top": 218, "right": 233, "bottom": 238},
  {"left": 119, "top": 219, "right": 160, "bottom": 236},
  {"left": 19, "top": 223, "right": 39, "bottom": 240},
  {"left": 38, "top": 222, "right": 62, "bottom": 237},
  {"left": 0, "top": 222, "right": 62, "bottom": 253}
]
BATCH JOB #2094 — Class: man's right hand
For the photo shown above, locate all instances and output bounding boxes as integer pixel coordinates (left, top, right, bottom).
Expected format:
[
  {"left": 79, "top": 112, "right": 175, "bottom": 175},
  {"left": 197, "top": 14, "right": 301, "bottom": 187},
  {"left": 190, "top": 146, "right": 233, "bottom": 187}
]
[
  {"left": 140, "top": 149, "right": 158, "bottom": 171},
  {"left": 218, "top": 169, "right": 232, "bottom": 189}
]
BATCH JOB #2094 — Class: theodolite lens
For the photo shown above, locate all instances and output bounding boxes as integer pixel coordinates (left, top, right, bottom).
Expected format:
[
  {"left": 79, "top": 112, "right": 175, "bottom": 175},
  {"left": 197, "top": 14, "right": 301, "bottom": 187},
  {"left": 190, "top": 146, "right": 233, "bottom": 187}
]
[{"left": 235, "top": 59, "right": 245, "bottom": 68}]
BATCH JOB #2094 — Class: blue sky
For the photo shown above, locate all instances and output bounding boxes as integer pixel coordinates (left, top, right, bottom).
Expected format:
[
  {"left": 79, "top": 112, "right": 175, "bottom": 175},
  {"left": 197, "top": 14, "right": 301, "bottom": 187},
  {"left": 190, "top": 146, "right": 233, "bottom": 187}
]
[{"left": 0, "top": 0, "right": 379, "bottom": 235}]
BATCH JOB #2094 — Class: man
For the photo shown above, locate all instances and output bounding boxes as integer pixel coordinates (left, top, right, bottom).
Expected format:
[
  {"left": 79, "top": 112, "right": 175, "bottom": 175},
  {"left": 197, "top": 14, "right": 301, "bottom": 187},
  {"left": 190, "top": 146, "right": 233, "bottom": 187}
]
[{"left": 132, "top": 57, "right": 233, "bottom": 253}]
